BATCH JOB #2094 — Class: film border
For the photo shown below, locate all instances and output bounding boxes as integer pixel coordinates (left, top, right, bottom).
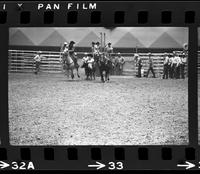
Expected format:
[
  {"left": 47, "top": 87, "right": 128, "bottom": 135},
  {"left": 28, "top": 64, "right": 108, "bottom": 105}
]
[{"left": 0, "top": 1, "right": 199, "bottom": 171}]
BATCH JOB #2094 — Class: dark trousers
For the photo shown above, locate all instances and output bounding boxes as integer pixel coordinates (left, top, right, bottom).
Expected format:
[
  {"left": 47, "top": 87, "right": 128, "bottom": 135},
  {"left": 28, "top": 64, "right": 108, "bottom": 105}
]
[
  {"left": 146, "top": 66, "right": 155, "bottom": 78},
  {"left": 175, "top": 65, "right": 180, "bottom": 79},
  {"left": 163, "top": 64, "right": 169, "bottom": 79},
  {"left": 137, "top": 65, "right": 142, "bottom": 77},
  {"left": 170, "top": 64, "right": 176, "bottom": 79},
  {"left": 35, "top": 61, "right": 41, "bottom": 74},
  {"left": 169, "top": 65, "right": 172, "bottom": 78},
  {"left": 180, "top": 64, "right": 185, "bottom": 79}
]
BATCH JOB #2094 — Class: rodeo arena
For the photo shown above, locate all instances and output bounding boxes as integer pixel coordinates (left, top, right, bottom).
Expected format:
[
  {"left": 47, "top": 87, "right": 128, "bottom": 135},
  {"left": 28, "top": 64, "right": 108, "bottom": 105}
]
[{"left": 8, "top": 27, "right": 189, "bottom": 145}]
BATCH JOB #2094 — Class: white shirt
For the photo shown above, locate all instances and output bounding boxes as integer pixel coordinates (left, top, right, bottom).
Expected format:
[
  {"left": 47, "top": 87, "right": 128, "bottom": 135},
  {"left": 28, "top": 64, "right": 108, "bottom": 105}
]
[
  {"left": 173, "top": 56, "right": 181, "bottom": 66},
  {"left": 163, "top": 56, "right": 169, "bottom": 65},
  {"left": 94, "top": 45, "right": 100, "bottom": 54},
  {"left": 82, "top": 56, "right": 89, "bottom": 63},
  {"left": 181, "top": 57, "right": 187, "bottom": 64},
  {"left": 34, "top": 55, "right": 42, "bottom": 62}
]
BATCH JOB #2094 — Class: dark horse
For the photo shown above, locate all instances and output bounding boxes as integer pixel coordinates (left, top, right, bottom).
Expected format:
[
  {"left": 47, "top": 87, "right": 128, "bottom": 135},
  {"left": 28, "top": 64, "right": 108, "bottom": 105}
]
[{"left": 95, "top": 53, "right": 113, "bottom": 83}]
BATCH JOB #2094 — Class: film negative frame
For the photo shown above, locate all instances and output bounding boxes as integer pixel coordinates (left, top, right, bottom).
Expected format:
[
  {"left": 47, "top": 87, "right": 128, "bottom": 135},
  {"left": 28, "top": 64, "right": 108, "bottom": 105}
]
[{"left": 0, "top": 1, "right": 200, "bottom": 171}]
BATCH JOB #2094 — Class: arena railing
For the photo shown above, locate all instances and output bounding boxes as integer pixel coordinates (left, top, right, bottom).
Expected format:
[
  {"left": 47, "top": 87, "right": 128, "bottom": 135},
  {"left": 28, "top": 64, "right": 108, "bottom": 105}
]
[{"left": 8, "top": 50, "right": 189, "bottom": 77}]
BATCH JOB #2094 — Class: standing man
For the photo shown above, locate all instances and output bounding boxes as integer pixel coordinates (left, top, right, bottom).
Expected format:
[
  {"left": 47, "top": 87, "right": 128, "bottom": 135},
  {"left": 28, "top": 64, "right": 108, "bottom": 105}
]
[
  {"left": 105, "top": 43, "right": 113, "bottom": 57},
  {"left": 118, "top": 52, "right": 125, "bottom": 75},
  {"left": 91, "top": 42, "right": 95, "bottom": 53},
  {"left": 33, "top": 51, "right": 45, "bottom": 74},
  {"left": 94, "top": 42, "right": 101, "bottom": 54},
  {"left": 163, "top": 53, "right": 169, "bottom": 79},
  {"left": 146, "top": 52, "right": 156, "bottom": 78},
  {"left": 168, "top": 54, "right": 174, "bottom": 78},
  {"left": 81, "top": 52, "right": 89, "bottom": 75},
  {"left": 172, "top": 52, "right": 181, "bottom": 79},
  {"left": 180, "top": 52, "right": 187, "bottom": 79},
  {"left": 105, "top": 43, "right": 114, "bottom": 74},
  {"left": 114, "top": 53, "right": 120, "bottom": 75},
  {"left": 135, "top": 54, "right": 142, "bottom": 78}
]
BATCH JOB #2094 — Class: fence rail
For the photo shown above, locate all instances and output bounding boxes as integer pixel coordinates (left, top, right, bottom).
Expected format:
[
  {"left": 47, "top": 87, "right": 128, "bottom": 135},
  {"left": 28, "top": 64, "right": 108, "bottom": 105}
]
[{"left": 9, "top": 50, "right": 190, "bottom": 76}]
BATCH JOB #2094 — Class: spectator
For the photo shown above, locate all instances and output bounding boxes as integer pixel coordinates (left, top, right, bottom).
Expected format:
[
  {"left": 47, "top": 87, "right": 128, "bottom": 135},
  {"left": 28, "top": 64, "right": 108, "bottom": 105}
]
[
  {"left": 180, "top": 52, "right": 187, "bottom": 79},
  {"left": 163, "top": 52, "right": 169, "bottom": 79},
  {"left": 33, "top": 51, "right": 46, "bottom": 75},
  {"left": 146, "top": 52, "right": 156, "bottom": 78},
  {"left": 135, "top": 54, "right": 142, "bottom": 78}
]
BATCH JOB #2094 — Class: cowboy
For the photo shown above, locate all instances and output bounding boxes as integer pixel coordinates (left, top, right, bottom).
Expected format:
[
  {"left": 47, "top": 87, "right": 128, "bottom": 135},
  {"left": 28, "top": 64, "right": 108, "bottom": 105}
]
[
  {"left": 94, "top": 42, "right": 100, "bottom": 54},
  {"left": 146, "top": 52, "right": 155, "bottom": 78},
  {"left": 168, "top": 54, "right": 174, "bottom": 78},
  {"left": 68, "top": 41, "right": 79, "bottom": 68},
  {"left": 82, "top": 52, "right": 89, "bottom": 65},
  {"left": 135, "top": 54, "right": 142, "bottom": 78},
  {"left": 180, "top": 52, "right": 187, "bottom": 79},
  {"left": 118, "top": 52, "right": 125, "bottom": 75},
  {"left": 163, "top": 52, "right": 169, "bottom": 79},
  {"left": 172, "top": 52, "right": 181, "bottom": 79},
  {"left": 91, "top": 42, "right": 95, "bottom": 54},
  {"left": 105, "top": 42, "right": 113, "bottom": 57},
  {"left": 87, "top": 54, "right": 95, "bottom": 69},
  {"left": 33, "top": 51, "right": 45, "bottom": 74},
  {"left": 61, "top": 42, "right": 68, "bottom": 52}
]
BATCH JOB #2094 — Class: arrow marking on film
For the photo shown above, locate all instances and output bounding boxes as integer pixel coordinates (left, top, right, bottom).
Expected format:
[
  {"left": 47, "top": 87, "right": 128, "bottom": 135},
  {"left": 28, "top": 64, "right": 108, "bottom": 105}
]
[
  {"left": 0, "top": 161, "right": 10, "bottom": 169},
  {"left": 88, "top": 161, "right": 105, "bottom": 170},
  {"left": 177, "top": 161, "right": 195, "bottom": 170}
]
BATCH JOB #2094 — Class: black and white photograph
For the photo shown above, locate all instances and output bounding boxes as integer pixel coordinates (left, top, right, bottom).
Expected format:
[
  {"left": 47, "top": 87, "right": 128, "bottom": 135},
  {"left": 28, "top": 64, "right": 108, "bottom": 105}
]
[{"left": 8, "top": 27, "right": 188, "bottom": 145}]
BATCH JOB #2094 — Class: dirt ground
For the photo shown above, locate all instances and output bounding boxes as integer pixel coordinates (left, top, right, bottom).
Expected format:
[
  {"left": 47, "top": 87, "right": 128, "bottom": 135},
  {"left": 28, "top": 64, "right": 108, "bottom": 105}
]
[{"left": 9, "top": 72, "right": 188, "bottom": 145}]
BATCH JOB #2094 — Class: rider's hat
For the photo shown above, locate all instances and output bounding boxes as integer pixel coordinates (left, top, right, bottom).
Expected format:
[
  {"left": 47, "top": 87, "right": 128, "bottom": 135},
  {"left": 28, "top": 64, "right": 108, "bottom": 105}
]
[
  {"left": 108, "top": 42, "right": 111, "bottom": 45},
  {"left": 164, "top": 52, "right": 168, "bottom": 55},
  {"left": 117, "top": 52, "right": 121, "bottom": 55},
  {"left": 38, "top": 51, "right": 42, "bottom": 54},
  {"left": 74, "top": 52, "right": 77, "bottom": 55},
  {"left": 64, "top": 42, "right": 68, "bottom": 45},
  {"left": 134, "top": 53, "right": 139, "bottom": 57},
  {"left": 84, "top": 52, "right": 88, "bottom": 55},
  {"left": 96, "top": 42, "right": 100, "bottom": 44}
]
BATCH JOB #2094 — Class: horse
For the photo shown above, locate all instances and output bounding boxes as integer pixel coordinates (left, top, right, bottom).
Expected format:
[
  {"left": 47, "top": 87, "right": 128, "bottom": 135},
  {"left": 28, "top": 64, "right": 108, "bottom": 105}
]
[
  {"left": 61, "top": 51, "right": 80, "bottom": 79},
  {"left": 96, "top": 54, "right": 113, "bottom": 83}
]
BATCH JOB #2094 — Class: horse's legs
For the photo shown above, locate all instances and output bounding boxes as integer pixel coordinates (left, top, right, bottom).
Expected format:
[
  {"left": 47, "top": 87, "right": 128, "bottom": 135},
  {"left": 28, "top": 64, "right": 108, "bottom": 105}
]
[
  {"left": 107, "top": 71, "right": 110, "bottom": 81},
  {"left": 71, "top": 69, "right": 74, "bottom": 79},
  {"left": 76, "top": 67, "right": 80, "bottom": 78},
  {"left": 93, "top": 71, "right": 95, "bottom": 80},
  {"left": 100, "top": 70, "right": 105, "bottom": 83},
  {"left": 66, "top": 69, "right": 70, "bottom": 78}
]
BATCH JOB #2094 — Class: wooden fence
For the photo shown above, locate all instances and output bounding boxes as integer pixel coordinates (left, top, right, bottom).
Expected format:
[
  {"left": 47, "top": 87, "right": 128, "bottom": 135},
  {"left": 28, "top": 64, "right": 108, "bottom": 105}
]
[{"left": 8, "top": 50, "right": 189, "bottom": 77}]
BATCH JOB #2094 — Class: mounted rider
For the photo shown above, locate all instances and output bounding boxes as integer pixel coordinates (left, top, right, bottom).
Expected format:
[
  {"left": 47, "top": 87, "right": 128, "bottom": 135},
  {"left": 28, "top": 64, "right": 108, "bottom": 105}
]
[
  {"left": 60, "top": 42, "right": 69, "bottom": 64},
  {"left": 105, "top": 43, "right": 113, "bottom": 57},
  {"left": 94, "top": 42, "right": 101, "bottom": 54},
  {"left": 68, "top": 41, "right": 79, "bottom": 68}
]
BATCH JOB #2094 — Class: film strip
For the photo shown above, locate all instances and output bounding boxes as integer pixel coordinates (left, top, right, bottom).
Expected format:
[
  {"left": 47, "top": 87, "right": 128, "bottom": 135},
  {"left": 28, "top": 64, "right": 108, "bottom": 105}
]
[{"left": 0, "top": 1, "right": 200, "bottom": 171}]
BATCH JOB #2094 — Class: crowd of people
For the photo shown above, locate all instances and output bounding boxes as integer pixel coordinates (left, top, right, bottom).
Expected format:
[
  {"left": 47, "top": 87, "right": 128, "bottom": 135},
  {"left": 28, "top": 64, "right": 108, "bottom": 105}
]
[
  {"left": 134, "top": 51, "right": 187, "bottom": 79},
  {"left": 33, "top": 41, "right": 187, "bottom": 79},
  {"left": 81, "top": 42, "right": 125, "bottom": 75}
]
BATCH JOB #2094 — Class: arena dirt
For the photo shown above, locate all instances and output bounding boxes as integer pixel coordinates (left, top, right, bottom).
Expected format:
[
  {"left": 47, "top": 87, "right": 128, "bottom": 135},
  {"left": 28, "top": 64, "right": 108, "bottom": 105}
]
[{"left": 9, "top": 73, "right": 188, "bottom": 145}]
